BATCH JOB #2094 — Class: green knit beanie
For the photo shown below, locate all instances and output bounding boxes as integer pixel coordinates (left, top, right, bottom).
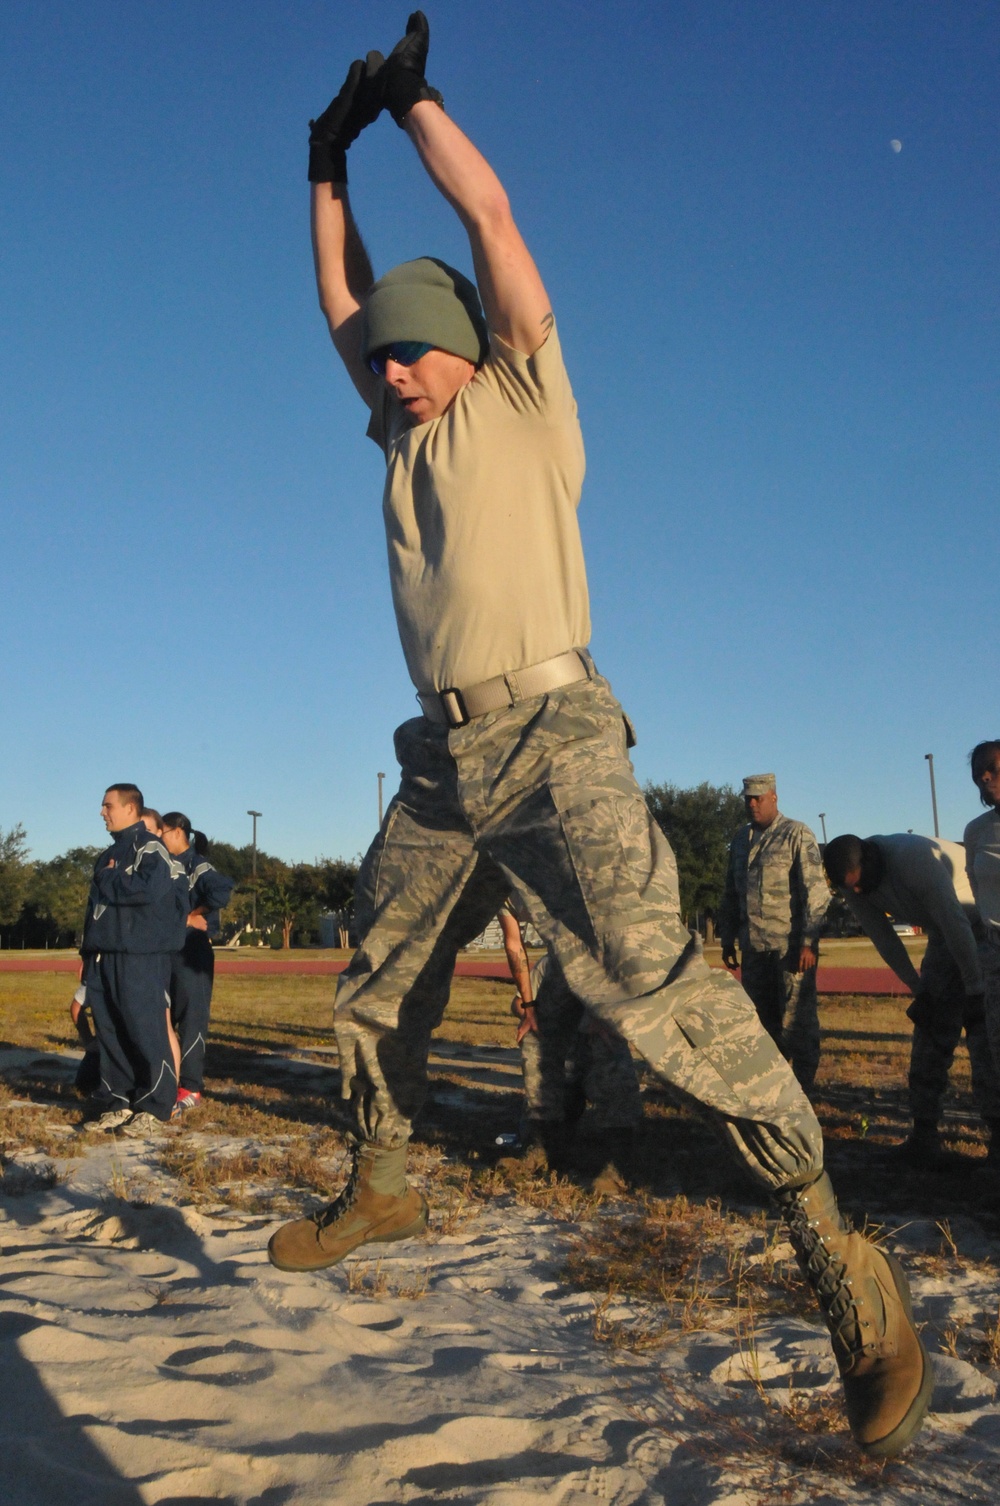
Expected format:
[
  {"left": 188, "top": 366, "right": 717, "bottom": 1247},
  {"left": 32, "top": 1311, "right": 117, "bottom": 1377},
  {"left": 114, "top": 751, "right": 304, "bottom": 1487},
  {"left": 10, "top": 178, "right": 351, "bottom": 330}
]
[{"left": 361, "top": 257, "right": 489, "bottom": 365}]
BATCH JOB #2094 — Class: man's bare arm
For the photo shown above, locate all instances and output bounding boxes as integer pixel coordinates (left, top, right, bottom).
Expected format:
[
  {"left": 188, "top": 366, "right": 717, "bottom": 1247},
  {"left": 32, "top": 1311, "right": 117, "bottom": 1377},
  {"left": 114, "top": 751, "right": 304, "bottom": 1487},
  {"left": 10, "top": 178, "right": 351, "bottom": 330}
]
[
  {"left": 311, "top": 182, "right": 379, "bottom": 406},
  {"left": 498, "top": 908, "right": 534, "bottom": 1003},
  {"left": 403, "top": 101, "right": 552, "bottom": 356}
]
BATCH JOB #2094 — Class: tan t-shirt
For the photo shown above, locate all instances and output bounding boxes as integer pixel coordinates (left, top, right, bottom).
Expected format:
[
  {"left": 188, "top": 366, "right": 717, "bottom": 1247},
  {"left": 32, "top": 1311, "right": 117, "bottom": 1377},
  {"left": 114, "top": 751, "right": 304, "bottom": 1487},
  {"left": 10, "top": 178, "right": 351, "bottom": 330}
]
[{"left": 367, "top": 325, "right": 589, "bottom": 693}]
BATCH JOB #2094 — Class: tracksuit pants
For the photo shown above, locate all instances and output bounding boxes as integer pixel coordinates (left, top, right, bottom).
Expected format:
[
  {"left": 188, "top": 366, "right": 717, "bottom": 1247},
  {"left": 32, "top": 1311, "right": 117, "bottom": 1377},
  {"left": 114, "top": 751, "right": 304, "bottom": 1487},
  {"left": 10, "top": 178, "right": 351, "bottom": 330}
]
[
  {"left": 170, "top": 931, "right": 215, "bottom": 1093},
  {"left": 86, "top": 952, "right": 176, "bottom": 1121}
]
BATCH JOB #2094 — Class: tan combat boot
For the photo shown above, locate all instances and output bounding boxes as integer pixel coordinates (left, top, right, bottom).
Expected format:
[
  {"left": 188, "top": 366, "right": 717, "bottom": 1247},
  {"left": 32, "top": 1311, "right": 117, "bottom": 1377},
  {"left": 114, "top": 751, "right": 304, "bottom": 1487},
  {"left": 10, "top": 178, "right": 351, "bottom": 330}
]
[
  {"left": 775, "top": 1172, "right": 933, "bottom": 1457},
  {"left": 267, "top": 1142, "right": 428, "bottom": 1272}
]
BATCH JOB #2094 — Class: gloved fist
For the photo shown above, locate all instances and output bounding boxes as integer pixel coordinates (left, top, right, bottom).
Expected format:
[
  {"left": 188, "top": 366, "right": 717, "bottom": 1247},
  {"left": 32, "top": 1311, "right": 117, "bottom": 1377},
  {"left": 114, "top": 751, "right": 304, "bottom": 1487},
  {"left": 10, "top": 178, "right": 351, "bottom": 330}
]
[
  {"left": 308, "top": 50, "right": 385, "bottom": 183},
  {"left": 383, "top": 10, "right": 443, "bottom": 126}
]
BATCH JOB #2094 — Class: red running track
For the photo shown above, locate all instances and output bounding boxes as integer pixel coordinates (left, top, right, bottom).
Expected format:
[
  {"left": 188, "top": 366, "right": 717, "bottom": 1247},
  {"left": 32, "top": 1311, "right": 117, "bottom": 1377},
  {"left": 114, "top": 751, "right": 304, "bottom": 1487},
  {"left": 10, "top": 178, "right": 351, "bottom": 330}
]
[{"left": 0, "top": 954, "right": 909, "bottom": 993}]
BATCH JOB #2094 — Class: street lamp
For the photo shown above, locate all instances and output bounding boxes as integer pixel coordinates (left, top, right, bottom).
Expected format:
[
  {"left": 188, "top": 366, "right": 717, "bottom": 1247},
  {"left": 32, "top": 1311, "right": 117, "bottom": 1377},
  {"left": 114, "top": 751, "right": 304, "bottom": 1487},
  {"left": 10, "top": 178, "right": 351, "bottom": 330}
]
[
  {"left": 377, "top": 772, "right": 386, "bottom": 827},
  {"left": 818, "top": 813, "right": 828, "bottom": 845},
  {"left": 924, "top": 755, "right": 940, "bottom": 838},
  {"left": 247, "top": 810, "right": 262, "bottom": 932}
]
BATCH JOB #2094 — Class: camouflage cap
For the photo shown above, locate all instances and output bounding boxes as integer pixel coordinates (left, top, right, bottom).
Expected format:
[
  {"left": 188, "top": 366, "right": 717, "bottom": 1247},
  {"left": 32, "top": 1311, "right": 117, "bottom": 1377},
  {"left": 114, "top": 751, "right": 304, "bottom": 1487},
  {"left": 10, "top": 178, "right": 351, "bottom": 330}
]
[{"left": 742, "top": 773, "right": 777, "bottom": 796}]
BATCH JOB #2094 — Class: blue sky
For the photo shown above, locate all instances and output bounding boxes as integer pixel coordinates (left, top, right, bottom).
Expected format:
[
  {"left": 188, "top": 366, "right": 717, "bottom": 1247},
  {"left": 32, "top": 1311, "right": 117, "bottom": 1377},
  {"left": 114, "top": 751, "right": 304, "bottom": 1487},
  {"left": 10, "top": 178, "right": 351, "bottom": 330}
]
[{"left": 1, "top": 0, "right": 996, "bottom": 864}]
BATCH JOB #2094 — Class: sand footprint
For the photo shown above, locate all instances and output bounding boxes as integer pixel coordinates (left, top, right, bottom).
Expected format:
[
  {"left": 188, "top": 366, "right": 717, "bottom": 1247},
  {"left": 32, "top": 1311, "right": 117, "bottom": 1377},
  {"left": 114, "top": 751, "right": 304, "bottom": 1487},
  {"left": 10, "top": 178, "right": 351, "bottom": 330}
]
[{"left": 159, "top": 1338, "right": 275, "bottom": 1387}]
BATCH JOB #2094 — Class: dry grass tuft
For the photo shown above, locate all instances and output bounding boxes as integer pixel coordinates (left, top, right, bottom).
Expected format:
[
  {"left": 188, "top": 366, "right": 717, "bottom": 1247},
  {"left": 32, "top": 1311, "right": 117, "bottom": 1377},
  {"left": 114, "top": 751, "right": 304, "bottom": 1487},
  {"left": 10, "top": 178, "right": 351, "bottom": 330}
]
[
  {"left": 160, "top": 1128, "right": 347, "bottom": 1215},
  {"left": 0, "top": 1151, "right": 60, "bottom": 1196},
  {"left": 560, "top": 1193, "right": 813, "bottom": 1349},
  {"left": 0, "top": 1072, "right": 85, "bottom": 1158},
  {"left": 347, "top": 1257, "right": 430, "bottom": 1301}
]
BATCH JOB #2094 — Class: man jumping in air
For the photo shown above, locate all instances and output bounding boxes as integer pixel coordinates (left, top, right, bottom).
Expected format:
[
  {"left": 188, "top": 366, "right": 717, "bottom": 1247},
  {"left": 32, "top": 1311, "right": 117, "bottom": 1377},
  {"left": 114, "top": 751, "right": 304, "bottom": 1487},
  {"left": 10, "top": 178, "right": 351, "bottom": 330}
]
[{"left": 268, "top": 13, "right": 931, "bottom": 1457}]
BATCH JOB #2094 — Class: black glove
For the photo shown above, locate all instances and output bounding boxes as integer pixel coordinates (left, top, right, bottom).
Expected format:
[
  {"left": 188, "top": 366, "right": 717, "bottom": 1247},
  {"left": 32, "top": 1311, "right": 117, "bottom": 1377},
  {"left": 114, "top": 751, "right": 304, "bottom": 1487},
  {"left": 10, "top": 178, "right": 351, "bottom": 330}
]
[
  {"left": 308, "top": 50, "right": 385, "bottom": 184},
  {"left": 382, "top": 10, "right": 443, "bottom": 127}
]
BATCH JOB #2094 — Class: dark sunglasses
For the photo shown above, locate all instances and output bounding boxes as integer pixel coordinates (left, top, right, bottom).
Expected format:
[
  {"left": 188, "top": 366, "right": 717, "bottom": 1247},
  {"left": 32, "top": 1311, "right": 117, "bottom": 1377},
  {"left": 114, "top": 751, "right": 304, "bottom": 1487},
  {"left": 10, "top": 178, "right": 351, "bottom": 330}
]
[{"left": 369, "top": 341, "right": 434, "bottom": 376}]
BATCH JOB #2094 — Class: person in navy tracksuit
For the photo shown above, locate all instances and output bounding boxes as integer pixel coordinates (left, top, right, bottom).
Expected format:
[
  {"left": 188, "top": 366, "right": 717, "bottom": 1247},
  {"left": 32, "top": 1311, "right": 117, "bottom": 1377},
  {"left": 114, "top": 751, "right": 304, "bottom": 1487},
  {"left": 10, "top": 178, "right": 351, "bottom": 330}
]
[
  {"left": 81, "top": 784, "right": 190, "bottom": 1133},
  {"left": 161, "top": 812, "right": 235, "bottom": 1111}
]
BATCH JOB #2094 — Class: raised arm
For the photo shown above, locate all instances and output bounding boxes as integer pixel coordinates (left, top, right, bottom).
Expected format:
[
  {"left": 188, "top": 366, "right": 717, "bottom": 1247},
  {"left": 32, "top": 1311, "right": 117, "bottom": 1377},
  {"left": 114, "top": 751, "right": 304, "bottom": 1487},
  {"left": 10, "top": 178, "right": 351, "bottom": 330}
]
[
  {"left": 311, "top": 183, "right": 378, "bottom": 405},
  {"left": 307, "top": 53, "right": 384, "bottom": 405},
  {"left": 402, "top": 103, "right": 552, "bottom": 355},
  {"left": 378, "top": 13, "right": 551, "bottom": 355}
]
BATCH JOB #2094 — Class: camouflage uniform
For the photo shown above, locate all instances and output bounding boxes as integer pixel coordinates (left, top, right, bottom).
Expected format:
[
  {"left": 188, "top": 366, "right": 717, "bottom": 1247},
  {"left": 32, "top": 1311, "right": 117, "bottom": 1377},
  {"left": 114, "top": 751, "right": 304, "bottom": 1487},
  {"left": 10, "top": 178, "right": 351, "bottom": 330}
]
[
  {"left": 718, "top": 803, "right": 830, "bottom": 1091},
  {"left": 519, "top": 949, "right": 642, "bottom": 1130},
  {"left": 842, "top": 834, "right": 1000, "bottom": 1124},
  {"left": 335, "top": 669, "right": 822, "bottom": 1192}
]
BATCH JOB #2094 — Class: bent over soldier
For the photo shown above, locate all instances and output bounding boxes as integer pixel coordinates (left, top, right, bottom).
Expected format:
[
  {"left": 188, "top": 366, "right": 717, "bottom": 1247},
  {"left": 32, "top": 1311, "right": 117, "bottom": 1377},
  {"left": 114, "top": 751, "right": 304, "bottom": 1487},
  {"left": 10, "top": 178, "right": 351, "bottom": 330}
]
[
  {"left": 824, "top": 831, "right": 1000, "bottom": 1165},
  {"left": 718, "top": 774, "right": 830, "bottom": 1091},
  {"left": 267, "top": 13, "right": 931, "bottom": 1458}
]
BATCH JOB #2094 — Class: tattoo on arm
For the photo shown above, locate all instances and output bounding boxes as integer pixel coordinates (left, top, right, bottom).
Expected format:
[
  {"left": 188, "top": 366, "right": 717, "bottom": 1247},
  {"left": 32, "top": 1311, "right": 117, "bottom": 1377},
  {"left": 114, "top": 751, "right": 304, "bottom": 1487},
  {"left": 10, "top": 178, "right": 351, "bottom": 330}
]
[{"left": 540, "top": 311, "right": 554, "bottom": 334}]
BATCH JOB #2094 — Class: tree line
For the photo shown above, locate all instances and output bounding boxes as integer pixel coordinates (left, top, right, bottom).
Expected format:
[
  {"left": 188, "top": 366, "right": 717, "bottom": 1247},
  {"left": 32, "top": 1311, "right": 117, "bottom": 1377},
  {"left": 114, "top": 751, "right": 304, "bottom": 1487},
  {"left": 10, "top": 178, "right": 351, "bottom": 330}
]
[{"left": 0, "top": 783, "right": 757, "bottom": 949}]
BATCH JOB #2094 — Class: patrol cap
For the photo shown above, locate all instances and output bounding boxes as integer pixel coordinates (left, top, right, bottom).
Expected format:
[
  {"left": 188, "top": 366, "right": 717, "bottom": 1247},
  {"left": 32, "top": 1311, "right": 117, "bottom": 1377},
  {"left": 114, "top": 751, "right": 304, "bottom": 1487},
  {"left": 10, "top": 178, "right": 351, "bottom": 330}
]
[
  {"left": 361, "top": 257, "right": 489, "bottom": 366},
  {"left": 742, "top": 773, "right": 776, "bottom": 796}
]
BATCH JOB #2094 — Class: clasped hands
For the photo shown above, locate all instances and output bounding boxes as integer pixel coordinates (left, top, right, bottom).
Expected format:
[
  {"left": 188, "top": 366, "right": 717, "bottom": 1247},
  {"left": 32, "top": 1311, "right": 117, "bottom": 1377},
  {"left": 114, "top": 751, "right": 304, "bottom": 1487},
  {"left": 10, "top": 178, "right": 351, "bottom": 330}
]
[{"left": 308, "top": 11, "right": 441, "bottom": 183}]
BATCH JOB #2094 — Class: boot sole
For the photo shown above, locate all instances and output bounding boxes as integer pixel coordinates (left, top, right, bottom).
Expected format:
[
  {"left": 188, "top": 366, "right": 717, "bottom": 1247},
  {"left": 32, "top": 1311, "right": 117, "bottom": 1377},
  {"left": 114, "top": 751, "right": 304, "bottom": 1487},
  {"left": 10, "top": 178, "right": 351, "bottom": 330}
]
[
  {"left": 267, "top": 1196, "right": 429, "bottom": 1273},
  {"left": 856, "top": 1250, "right": 934, "bottom": 1459}
]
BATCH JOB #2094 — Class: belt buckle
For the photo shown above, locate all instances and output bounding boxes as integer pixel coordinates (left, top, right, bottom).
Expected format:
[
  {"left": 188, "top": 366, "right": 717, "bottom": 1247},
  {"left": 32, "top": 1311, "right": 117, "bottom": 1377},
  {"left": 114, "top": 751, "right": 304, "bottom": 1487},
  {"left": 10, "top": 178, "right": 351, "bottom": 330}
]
[{"left": 440, "top": 688, "right": 469, "bottom": 727}]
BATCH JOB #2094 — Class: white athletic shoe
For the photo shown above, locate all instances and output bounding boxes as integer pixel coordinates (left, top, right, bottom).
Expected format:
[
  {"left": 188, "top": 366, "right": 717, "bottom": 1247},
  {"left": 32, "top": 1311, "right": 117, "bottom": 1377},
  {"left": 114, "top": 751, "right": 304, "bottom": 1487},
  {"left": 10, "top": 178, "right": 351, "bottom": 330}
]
[
  {"left": 120, "top": 1112, "right": 169, "bottom": 1139},
  {"left": 83, "top": 1106, "right": 134, "bottom": 1133}
]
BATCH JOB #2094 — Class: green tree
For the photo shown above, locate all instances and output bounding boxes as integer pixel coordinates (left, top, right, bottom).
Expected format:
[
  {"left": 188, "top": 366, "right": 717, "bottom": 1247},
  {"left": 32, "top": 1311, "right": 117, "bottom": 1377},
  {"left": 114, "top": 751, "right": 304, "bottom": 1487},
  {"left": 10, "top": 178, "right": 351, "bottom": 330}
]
[
  {"left": 643, "top": 781, "right": 745, "bottom": 922},
  {"left": 28, "top": 847, "right": 102, "bottom": 945},
  {"left": 0, "top": 824, "right": 30, "bottom": 928},
  {"left": 315, "top": 857, "right": 359, "bottom": 915}
]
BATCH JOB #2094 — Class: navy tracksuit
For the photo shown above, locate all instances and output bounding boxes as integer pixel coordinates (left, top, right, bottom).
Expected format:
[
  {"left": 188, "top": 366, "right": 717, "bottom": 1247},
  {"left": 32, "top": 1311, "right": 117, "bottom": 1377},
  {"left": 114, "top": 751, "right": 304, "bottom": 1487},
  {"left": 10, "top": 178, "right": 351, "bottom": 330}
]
[
  {"left": 171, "top": 852, "right": 235, "bottom": 1092},
  {"left": 81, "top": 821, "right": 190, "bottom": 1121}
]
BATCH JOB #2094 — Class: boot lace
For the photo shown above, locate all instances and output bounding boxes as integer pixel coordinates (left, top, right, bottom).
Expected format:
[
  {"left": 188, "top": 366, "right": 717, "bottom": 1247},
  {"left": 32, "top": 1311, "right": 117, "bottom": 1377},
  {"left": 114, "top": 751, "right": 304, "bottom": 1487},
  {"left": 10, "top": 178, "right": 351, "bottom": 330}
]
[
  {"left": 780, "top": 1198, "right": 876, "bottom": 1370},
  {"left": 313, "top": 1147, "right": 361, "bottom": 1231}
]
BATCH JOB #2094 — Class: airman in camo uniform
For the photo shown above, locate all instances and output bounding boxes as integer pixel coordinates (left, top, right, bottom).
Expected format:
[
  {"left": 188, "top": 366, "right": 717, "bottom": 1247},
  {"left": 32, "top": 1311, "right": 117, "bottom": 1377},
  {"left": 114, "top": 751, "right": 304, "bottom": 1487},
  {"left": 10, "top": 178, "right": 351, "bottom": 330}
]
[
  {"left": 267, "top": 14, "right": 931, "bottom": 1457},
  {"left": 718, "top": 774, "right": 831, "bottom": 1091},
  {"left": 824, "top": 830, "right": 1000, "bottom": 1165},
  {"left": 501, "top": 901, "right": 642, "bottom": 1186}
]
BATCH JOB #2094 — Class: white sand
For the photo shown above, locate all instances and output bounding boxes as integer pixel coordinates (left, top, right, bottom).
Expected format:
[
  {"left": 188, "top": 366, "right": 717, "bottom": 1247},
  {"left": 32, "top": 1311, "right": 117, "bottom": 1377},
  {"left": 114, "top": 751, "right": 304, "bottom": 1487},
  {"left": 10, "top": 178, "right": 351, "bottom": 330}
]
[{"left": 2, "top": 1070, "right": 999, "bottom": 1503}]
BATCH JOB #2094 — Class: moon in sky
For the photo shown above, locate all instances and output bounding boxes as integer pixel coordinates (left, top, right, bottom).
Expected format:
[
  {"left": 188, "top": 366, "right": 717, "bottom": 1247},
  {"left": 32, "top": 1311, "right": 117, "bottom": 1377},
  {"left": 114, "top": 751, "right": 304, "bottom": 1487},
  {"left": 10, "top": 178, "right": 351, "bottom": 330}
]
[{"left": 890, "top": 139, "right": 903, "bottom": 152}]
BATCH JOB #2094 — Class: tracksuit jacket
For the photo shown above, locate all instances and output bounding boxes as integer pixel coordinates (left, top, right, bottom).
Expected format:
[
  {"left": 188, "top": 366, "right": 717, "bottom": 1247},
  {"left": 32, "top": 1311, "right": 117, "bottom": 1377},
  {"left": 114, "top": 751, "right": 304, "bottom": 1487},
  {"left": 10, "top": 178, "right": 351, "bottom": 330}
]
[
  {"left": 82, "top": 821, "right": 190, "bottom": 954},
  {"left": 179, "top": 849, "right": 235, "bottom": 936}
]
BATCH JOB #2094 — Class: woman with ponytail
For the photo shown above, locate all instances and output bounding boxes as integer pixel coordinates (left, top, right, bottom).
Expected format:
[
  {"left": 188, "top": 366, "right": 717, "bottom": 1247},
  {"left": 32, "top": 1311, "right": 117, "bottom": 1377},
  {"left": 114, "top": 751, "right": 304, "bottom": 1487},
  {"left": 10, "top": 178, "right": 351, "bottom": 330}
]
[{"left": 160, "top": 813, "right": 235, "bottom": 1113}]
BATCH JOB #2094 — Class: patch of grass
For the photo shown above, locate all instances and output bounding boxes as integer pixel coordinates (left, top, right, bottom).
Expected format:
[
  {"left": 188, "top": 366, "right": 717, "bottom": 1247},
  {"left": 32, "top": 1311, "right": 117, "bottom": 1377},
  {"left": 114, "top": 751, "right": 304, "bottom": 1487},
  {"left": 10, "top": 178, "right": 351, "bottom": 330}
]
[
  {"left": 560, "top": 1194, "right": 813, "bottom": 1350},
  {"left": 646, "top": 1372, "right": 911, "bottom": 1500},
  {"left": 160, "top": 1125, "right": 348, "bottom": 1215},
  {"left": 0, "top": 1151, "right": 60, "bottom": 1196},
  {"left": 346, "top": 1257, "right": 430, "bottom": 1300},
  {"left": 0, "top": 1072, "right": 82, "bottom": 1158}
]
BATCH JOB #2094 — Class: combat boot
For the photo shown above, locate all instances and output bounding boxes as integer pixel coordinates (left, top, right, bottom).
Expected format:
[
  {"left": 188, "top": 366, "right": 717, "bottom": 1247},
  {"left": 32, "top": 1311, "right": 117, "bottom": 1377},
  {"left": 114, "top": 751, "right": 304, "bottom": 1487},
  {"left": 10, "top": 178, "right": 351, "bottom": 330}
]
[
  {"left": 590, "top": 1127, "right": 635, "bottom": 1195},
  {"left": 267, "top": 1142, "right": 427, "bottom": 1272},
  {"left": 889, "top": 1117, "right": 941, "bottom": 1167},
  {"left": 775, "top": 1172, "right": 933, "bottom": 1457},
  {"left": 984, "top": 1118, "right": 1000, "bottom": 1167}
]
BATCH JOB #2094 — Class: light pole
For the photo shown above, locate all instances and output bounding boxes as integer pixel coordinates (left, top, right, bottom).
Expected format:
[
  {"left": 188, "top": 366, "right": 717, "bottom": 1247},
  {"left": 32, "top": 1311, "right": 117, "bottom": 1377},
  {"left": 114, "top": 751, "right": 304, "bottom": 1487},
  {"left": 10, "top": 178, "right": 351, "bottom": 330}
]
[
  {"left": 247, "top": 810, "right": 262, "bottom": 932},
  {"left": 924, "top": 755, "right": 940, "bottom": 838},
  {"left": 818, "top": 813, "right": 827, "bottom": 845},
  {"left": 377, "top": 772, "right": 386, "bottom": 827}
]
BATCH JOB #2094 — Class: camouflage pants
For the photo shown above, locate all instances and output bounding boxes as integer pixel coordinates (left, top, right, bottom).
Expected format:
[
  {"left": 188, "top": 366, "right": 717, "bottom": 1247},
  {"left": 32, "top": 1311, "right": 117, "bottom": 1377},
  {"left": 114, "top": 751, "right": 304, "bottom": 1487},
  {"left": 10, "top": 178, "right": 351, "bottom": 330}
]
[
  {"left": 909, "top": 934, "right": 1000, "bottom": 1121},
  {"left": 334, "top": 673, "right": 822, "bottom": 1191},
  {"left": 739, "top": 949, "right": 820, "bottom": 1093},
  {"left": 519, "top": 951, "right": 642, "bottom": 1129}
]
